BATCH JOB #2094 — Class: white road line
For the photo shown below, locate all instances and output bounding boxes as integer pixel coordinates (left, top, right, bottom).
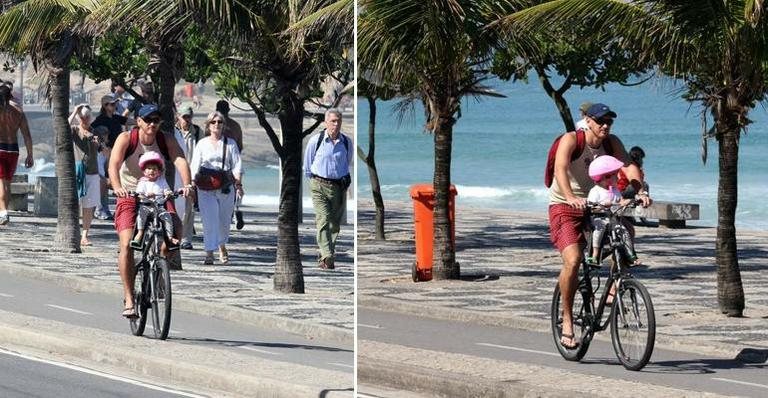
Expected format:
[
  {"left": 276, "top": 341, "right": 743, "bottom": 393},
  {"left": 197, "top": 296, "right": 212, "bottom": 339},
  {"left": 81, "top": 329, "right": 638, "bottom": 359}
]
[
  {"left": 358, "top": 323, "right": 383, "bottom": 329},
  {"left": 239, "top": 346, "right": 282, "bottom": 356},
  {"left": 712, "top": 378, "right": 768, "bottom": 389},
  {"left": 476, "top": 342, "right": 561, "bottom": 357},
  {"left": 0, "top": 293, "right": 13, "bottom": 298},
  {"left": 328, "top": 362, "right": 354, "bottom": 369},
  {"left": 0, "top": 347, "right": 208, "bottom": 398},
  {"left": 45, "top": 304, "right": 93, "bottom": 315}
]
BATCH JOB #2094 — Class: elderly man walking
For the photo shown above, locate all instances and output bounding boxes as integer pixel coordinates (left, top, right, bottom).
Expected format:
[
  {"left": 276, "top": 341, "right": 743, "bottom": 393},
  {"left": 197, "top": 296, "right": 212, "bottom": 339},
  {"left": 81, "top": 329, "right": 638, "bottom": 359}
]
[{"left": 303, "top": 109, "right": 352, "bottom": 270}]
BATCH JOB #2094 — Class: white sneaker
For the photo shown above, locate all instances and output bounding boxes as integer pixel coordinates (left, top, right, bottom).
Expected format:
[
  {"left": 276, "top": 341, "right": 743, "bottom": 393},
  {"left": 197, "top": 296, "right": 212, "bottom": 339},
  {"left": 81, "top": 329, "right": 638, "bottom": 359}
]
[{"left": 0, "top": 215, "right": 8, "bottom": 225}]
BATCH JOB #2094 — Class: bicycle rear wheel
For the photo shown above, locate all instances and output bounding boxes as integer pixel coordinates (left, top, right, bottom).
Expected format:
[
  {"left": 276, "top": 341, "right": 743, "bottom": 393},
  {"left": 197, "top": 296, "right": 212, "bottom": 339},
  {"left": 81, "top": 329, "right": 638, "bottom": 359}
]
[
  {"left": 610, "top": 278, "right": 655, "bottom": 370},
  {"left": 150, "top": 257, "right": 172, "bottom": 340},
  {"left": 551, "top": 283, "right": 593, "bottom": 361},
  {"left": 129, "top": 265, "right": 148, "bottom": 336}
]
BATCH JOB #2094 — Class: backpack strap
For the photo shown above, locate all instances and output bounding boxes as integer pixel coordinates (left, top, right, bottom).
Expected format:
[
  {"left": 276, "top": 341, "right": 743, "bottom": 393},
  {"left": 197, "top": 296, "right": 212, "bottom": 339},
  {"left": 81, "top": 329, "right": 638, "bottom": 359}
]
[
  {"left": 125, "top": 127, "right": 170, "bottom": 160},
  {"left": 571, "top": 129, "right": 587, "bottom": 161},
  {"left": 221, "top": 136, "right": 228, "bottom": 171},
  {"left": 314, "top": 130, "right": 349, "bottom": 154}
]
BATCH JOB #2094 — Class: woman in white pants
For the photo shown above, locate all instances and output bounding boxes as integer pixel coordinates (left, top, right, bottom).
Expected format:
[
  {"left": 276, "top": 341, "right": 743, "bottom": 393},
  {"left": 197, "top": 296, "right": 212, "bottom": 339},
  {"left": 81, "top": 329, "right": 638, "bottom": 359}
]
[{"left": 189, "top": 111, "right": 243, "bottom": 264}]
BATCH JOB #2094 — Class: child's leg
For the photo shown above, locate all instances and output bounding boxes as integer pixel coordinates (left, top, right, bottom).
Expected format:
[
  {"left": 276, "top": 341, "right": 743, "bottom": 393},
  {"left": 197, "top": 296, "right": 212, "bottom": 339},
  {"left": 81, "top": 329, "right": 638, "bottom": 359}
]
[{"left": 160, "top": 212, "right": 179, "bottom": 245}]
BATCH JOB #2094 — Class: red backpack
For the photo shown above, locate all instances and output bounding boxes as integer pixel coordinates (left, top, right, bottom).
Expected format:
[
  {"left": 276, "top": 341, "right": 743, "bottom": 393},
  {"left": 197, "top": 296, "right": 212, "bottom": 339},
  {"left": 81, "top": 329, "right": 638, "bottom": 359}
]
[
  {"left": 544, "top": 129, "right": 613, "bottom": 187},
  {"left": 124, "top": 127, "right": 170, "bottom": 160}
]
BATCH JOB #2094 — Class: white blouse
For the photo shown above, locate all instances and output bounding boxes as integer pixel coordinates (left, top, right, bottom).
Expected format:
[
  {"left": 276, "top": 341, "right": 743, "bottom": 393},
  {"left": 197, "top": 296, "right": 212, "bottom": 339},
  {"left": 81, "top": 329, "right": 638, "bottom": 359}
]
[{"left": 190, "top": 136, "right": 242, "bottom": 178}]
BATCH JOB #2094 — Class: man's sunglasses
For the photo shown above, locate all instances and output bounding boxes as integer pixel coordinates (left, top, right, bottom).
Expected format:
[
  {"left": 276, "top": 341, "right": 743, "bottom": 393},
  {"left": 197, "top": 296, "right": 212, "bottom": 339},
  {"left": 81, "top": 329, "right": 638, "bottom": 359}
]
[
  {"left": 145, "top": 116, "right": 162, "bottom": 125},
  {"left": 592, "top": 117, "right": 614, "bottom": 126}
]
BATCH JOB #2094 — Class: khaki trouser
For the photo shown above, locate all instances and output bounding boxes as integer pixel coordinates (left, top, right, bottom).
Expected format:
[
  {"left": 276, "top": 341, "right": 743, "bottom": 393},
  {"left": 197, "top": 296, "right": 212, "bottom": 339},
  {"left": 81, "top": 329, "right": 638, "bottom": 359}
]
[
  {"left": 310, "top": 178, "right": 345, "bottom": 265},
  {"left": 182, "top": 195, "right": 195, "bottom": 242}
]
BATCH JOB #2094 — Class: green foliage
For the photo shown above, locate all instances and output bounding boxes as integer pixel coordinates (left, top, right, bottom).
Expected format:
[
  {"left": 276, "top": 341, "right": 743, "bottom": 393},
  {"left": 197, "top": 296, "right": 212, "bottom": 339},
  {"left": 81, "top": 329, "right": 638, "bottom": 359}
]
[
  {"left": 492, "top": 18, "right": 649, "bottom": 89},
  {"left": 70, "top": 28, "right": 148, "bottom": 84}
]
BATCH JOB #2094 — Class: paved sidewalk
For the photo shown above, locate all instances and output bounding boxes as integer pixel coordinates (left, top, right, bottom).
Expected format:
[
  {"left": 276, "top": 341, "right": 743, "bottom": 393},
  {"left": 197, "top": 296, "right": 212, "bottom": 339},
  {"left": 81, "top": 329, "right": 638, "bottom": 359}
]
[
  {"left": 0, "top": 205, "right": 353, "bottom": 342},
  {"left": 358, "top": 199, "right": 768, "bottom": 359}
]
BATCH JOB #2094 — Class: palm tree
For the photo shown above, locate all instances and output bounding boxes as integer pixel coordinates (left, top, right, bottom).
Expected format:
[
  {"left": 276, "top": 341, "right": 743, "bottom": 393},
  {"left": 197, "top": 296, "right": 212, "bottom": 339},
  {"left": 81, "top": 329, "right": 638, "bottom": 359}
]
[
  {"left": 503, "top": 0, "right": 765, "bottom": 316},
  {"left": 0, "top": 0, "right": 91, "bottom": 253},
  {"left": 359, "top": 0, "right": 520, "bottom": 279}
]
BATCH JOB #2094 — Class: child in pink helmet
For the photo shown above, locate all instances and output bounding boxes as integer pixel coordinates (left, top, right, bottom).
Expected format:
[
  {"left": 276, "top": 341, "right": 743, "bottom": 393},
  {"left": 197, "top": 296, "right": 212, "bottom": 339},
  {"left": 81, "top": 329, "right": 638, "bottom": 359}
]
[
  {"left": 586, "top": 155, "right": 637, "bottom": 266},
  {"left": 130, "top": 151, "right": 179, "bottom": 249}
]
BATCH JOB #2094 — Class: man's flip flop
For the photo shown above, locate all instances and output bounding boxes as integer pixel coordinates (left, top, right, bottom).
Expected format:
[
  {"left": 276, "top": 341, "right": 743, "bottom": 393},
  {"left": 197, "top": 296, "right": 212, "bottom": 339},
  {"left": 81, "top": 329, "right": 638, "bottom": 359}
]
[
  {"left": 122, "top": 304, "right": 138, "bottom": 318},
  {"left": 560, "top": 333, "right": 580, "bottom": 349}
]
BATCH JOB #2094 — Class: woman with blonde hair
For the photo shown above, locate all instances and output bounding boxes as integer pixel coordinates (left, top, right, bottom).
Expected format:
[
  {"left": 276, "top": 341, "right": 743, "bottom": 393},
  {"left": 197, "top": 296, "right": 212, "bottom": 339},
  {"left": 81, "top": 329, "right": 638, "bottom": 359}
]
[{"left": 190, "top": 111, "right": 243, "bottom": 264}]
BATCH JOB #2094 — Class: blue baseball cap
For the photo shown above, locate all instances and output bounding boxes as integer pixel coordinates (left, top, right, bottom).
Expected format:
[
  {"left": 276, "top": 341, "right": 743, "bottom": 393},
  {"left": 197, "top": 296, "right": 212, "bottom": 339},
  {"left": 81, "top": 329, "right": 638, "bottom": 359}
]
[
  {"left": 585, "top": 103, "right": 617, "bottom": 119},
  {"left": 137, "top": 104, "right": 160, "bottom": 119}
]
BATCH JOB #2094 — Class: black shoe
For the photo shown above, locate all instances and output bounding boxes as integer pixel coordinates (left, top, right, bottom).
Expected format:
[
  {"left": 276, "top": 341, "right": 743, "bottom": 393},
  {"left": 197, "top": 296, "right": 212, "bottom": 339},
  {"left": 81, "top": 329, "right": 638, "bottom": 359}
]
[
  {"left": 235, "top": 210, "right": 244, "bottom": 230},
  {"left": 180, "top": 241, "right": 193, "bottom": 250}
]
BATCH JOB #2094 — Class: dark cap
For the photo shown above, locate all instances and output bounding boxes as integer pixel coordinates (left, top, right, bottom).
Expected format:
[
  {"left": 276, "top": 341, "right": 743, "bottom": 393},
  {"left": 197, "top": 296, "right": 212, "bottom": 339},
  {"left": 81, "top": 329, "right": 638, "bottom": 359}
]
[
  {"left": 101, "top": 93, "right": 119, "bottom": 106},
  {"left": 585, "top": 103, "right": 617, "bottom": 119},
  {"left": 138, "top": 104, "right": 160, "bottom": 119}
]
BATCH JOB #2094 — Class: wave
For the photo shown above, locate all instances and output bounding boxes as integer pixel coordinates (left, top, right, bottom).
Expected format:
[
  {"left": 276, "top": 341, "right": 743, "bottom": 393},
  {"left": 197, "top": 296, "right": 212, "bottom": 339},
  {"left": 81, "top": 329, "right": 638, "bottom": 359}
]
[
  {"left": 241, "top": 194, "right": 316, "bottom": 209},
  {"left": 265, "top": 164, "right": 279, "bottom": 171}
]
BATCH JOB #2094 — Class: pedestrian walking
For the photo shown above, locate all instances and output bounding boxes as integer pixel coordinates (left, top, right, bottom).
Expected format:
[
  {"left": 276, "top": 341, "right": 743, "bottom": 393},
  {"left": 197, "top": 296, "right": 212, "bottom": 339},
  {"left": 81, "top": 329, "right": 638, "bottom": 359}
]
[
  {"left": 91, "top": 93, "right": 128, "bottom": 220},
  {"left": 303, "top": 108, "right": 352, "bottom": 269},
  {"left": 69, "top": 104, "right": 103, "bottom": 246},
  {"left": 214, "top": 100, "right": 245, "bottom": 229},
  {"left": 0, "top": 85, "right": 34, "bottom": 225},
  {"left": 176, "top": 105, "right": 203, "bottom": 249},
  {"left": 190, "top": 111, "right": 243, "bottom": 265}
]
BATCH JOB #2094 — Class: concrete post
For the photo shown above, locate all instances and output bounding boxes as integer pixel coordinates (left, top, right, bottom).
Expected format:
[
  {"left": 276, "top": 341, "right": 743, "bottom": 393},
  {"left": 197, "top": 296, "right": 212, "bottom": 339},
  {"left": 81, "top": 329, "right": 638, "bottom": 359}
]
[
  {"left": 9, "top": 174, "right": 28, "bottom": 211},
  {"left": 34, "top": 176, "right": 58, "bottom": 216}
]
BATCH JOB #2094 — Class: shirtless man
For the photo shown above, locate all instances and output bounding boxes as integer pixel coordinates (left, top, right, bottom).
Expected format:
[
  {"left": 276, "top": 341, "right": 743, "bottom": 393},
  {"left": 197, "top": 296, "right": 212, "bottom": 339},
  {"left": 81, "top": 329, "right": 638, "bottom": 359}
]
[{"left": 0, "top": 85, "right": 33, "bottom": 225}]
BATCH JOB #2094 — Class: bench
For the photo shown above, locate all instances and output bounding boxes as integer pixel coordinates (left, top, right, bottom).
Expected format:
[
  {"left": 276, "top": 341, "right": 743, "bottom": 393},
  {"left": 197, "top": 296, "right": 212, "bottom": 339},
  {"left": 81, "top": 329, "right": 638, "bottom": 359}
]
[
  {"left": 6, "top": 175, "right": 58, "bottom": 216},
  {"left": 9, "top": 174, "right": 32, "bottom": 212},
  {"left": 622, "top": 201, "right": 699, "bottom": 228}
]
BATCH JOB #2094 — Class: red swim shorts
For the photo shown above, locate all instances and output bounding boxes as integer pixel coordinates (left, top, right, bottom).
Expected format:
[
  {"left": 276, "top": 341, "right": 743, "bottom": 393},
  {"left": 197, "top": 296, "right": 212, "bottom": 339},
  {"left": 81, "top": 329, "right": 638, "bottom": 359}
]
[
  {"left": 114, "top": 196, "right": 177, "bottom": 233},
  {"left": 548, "top": 203, "right": 588, "bottom": 252},
  {"left": 0, "top": 151, "right": 19, "bottom": 180}
]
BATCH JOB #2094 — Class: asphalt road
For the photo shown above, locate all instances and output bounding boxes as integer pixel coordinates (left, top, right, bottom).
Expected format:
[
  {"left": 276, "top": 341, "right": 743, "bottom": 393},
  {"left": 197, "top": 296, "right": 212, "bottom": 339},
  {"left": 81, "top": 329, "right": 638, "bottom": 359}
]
[
  {"left": 0, "top": 270, "right": 353, "bottom": 374},
  {"left": 359, "top": 308, "right": 768, "bottom": 397},
  {"left": 0, "top": 348, "right": 202, "bottom": 398}
]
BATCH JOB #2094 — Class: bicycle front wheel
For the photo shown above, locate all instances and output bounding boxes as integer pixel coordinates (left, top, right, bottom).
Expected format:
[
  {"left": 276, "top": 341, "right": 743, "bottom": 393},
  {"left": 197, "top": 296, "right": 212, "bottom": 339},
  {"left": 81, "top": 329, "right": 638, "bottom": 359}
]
[
  {"left": 150, "top": 257, "right": 172, "bottom": 340},
  {"left": 551, "top": 283, "right": 592, "bottom": 361},
  {"left": 129, "top": 266, "right": 148, "bottom": 336},
  {"left": 610, "top": 278, "right": 655, "bottom": 370}
]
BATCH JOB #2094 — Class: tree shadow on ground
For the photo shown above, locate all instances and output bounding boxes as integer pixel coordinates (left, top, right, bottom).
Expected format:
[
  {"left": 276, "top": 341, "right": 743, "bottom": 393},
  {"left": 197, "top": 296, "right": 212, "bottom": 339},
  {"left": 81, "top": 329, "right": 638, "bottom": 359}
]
[{"left": 169, "top": 336, "right": 352, "bottom": 353}]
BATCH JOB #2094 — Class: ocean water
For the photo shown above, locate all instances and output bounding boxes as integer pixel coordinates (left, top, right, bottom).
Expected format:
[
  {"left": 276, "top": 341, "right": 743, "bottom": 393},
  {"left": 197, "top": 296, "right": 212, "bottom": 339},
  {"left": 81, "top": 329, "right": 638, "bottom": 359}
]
[
  {"left": 22, "top": 160, "right": 323, "bottom": 213},
  {"left": 356, "top": 76, "right": 768, "bottom": 230}
]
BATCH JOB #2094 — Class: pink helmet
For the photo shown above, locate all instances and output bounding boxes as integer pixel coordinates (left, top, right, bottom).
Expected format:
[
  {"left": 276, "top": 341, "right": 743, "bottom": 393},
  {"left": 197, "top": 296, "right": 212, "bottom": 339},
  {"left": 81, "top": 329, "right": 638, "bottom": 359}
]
[
  {"left": 588, "top": 155, "right": 624, "bottom": 182},
  {"left": 138, "top": 151, "right": 164, "bottom": 170}
]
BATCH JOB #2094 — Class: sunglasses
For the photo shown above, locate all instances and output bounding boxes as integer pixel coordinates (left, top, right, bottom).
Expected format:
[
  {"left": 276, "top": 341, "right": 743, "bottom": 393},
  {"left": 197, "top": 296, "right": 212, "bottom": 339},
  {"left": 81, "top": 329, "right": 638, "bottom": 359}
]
[
  {"left": 210, "top": 120, "right": 224, "bottom": 125},
  {"left": 592, "top": 117, "right": 614, "bottom": 126},
  {"left": 145, "top": 116, "right": 162, "bottom": 125}
]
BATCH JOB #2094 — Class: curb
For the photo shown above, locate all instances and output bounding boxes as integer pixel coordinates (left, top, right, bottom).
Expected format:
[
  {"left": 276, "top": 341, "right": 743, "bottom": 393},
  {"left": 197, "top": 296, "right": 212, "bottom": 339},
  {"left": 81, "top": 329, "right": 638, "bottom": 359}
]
[
  {"left": 358, "top": 356, "right": 570, "bottom": 398},
  {"left": 0, "top": 310, "right": 353, "bottom": 398},
  {"left": 3, "top": 262, "right": 353, "bottom": 346},
  {"left": 359, "top": 294, "right": 745, "bottom": 359}
]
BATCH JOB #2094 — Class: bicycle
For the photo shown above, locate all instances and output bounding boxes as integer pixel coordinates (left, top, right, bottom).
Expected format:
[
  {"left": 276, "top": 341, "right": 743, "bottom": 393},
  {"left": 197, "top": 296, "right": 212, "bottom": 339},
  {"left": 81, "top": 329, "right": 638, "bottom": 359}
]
[
  {"left": 128, "top": 190, "right": 180, "bottom": 340},
  {"left": 551, "top": 200, "right": 656, "bottom": 371}
]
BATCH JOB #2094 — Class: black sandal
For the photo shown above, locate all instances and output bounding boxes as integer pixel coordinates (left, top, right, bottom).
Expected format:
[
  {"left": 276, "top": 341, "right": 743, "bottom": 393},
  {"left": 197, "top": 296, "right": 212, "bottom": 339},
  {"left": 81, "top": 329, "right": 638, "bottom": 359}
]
[{"left": 560, "top": 333, "right": 580, "bottom": 349}]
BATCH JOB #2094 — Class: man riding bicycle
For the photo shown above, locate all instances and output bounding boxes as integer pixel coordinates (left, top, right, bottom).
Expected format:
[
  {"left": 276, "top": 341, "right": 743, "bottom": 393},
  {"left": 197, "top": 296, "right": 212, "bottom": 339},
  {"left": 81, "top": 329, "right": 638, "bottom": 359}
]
[
  {"left": 109, "top": 104, "right": 192, "bottom": 318},
  {"left": 548, "top": 103, "right": 650, "bottom": 349}
]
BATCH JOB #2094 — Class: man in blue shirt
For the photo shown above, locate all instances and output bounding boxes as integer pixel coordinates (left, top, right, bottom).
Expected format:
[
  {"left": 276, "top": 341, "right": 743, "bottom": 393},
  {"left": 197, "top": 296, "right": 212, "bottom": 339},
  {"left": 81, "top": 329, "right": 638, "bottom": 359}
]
[{"left": 303, "top": 109, "right": 352, "bottom": 269}]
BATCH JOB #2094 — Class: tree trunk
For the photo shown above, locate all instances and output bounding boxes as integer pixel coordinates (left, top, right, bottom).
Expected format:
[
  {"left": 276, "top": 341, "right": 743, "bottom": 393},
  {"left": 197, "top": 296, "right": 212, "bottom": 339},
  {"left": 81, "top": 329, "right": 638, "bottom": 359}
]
[
  {"left": 365, "top": 96, "right": 385, "bottom": 240},
  {"left": 535, "top": 65, "right": 574, "bottom": 132},
  {"left": 149, "top": 41, "right": 182, "bottom": 189},
  {"left": 273, "top": 93, "right": 305, "bottom": 293},
  {"left": 432, "top": 106, "right": 459, "bottom": 280},
  {"left": 50, "top": 62, "right": 80, "bottom": 252},
  {"left": 715, "top": 121, "right": 744, "bottom": 316}
]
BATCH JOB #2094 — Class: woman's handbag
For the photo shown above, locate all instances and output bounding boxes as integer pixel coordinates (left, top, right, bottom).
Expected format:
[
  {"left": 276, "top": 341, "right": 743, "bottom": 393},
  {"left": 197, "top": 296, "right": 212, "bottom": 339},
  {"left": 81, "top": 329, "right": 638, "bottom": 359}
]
[
  {"left": 194, "top": 167, "right": 233, "bottom": 191},
  {"left": 194, "top": 137, "right": 234, "bottom": 191}
]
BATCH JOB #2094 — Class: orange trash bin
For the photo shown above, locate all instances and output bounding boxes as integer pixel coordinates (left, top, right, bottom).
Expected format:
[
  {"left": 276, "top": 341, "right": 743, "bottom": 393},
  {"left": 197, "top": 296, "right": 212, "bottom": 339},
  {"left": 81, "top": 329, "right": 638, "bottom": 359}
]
[{"left": 410, "top": 183, "right": 458, "bottom": 282}]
